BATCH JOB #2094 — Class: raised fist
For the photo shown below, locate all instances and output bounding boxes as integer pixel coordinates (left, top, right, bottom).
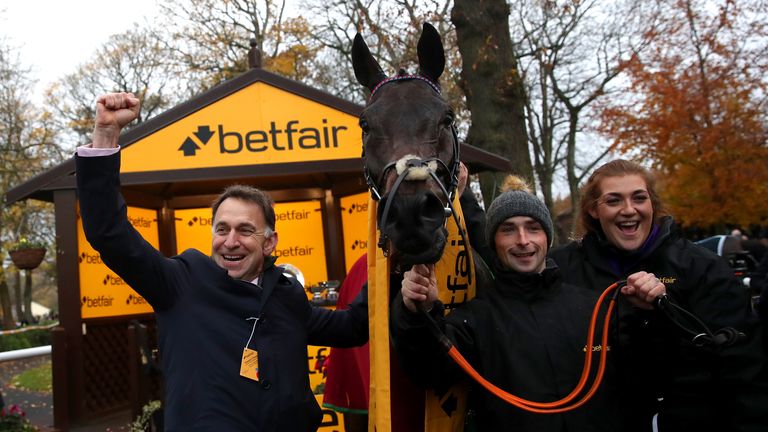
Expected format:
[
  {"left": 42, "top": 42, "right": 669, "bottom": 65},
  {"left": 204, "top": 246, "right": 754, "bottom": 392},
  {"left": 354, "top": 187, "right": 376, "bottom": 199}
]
[{"left": 92, "top": 92, "right": 141, "bottom": 148}]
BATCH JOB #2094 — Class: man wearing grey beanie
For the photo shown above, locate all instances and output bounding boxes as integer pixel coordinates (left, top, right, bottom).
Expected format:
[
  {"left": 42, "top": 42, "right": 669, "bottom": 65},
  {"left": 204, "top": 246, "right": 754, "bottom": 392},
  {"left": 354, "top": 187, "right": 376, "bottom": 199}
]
[
  {"left": 483, "top": 176, "right": 554, "bottom": 272},
  {"left": 391, "top": 175, "right": 661, "bottom": 431}
]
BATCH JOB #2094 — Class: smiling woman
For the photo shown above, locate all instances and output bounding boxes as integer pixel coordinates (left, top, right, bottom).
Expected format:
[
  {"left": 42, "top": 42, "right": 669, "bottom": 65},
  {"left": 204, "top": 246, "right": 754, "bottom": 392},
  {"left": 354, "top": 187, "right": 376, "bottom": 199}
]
[
  {"left": 587, "top": 174, "right": 655, "bottom": 252},
  {"left": 550, "top": 158, "right": 768, "bottom": 432}
]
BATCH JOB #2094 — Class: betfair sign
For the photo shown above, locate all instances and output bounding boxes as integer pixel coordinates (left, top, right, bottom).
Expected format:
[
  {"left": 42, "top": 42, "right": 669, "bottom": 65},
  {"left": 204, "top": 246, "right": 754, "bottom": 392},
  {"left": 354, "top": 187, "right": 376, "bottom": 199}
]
[
  {"left": 77, "top": 205, "right": 158, "bottom": 319},
  {"left": 120, "top": 82, "right": 361, "bottom": 173},
  {"left": 340, "top": 192, "right": 369, "bottom": 272},
  {"left": 174, "top": 201, "right": 329, "bottom": 289}
]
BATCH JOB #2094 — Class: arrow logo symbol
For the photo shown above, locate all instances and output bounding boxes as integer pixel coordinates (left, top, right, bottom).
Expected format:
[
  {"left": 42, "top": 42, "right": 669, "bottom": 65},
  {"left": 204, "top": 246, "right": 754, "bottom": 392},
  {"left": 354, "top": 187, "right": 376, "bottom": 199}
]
[
  {"left": 194, "top": 125, "right": 214, "bottom": 144},
  {"left": 179, "top": 137, "right": 201, "bottom": 156}
]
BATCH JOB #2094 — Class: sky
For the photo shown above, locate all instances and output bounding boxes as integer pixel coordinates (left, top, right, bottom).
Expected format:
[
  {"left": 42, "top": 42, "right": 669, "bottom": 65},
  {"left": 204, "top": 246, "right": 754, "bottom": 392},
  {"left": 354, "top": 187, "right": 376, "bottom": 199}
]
[{"left": 1, "top": 0, "right": 160, "bottom": 102}]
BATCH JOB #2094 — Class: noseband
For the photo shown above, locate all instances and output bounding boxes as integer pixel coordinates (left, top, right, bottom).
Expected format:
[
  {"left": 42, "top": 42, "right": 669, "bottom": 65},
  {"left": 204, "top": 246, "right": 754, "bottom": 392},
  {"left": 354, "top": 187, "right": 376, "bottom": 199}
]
[{"left": 360, "top": 75, "right": 462, "bottom": 257}]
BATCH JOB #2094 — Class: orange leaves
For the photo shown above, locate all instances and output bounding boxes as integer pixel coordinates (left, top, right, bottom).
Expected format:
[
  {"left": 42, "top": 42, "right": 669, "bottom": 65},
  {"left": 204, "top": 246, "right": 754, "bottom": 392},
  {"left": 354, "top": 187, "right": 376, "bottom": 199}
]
[{"left": 598, "top": 0, "right": 768, "bottom": 228}]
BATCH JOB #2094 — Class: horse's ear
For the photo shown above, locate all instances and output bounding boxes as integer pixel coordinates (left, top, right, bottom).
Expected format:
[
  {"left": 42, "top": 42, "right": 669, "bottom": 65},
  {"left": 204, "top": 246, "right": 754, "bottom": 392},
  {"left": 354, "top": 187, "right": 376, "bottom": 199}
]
[
  {"left": 352, "top": 33, "right": 387, "bottom": 92},
  {"left": 417, "top": 23, "right": 445, "bottom": 83}
]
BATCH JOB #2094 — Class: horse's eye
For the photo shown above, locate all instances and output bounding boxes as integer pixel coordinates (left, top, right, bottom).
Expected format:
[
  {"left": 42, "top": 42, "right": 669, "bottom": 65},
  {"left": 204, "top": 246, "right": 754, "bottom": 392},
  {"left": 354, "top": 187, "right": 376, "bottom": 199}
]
[
  {"left": 443, "top": 112, "right": 455, "bottom": 127},
  {"left": 359, "top": 118, "right": 370, "bottom": 134}
]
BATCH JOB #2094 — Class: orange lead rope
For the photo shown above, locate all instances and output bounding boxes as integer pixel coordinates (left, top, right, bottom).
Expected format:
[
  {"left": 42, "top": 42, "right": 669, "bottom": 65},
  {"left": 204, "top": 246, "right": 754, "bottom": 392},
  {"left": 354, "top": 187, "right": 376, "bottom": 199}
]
[{"left": 422, "top": 281, "right": 624, "bottom": 414}]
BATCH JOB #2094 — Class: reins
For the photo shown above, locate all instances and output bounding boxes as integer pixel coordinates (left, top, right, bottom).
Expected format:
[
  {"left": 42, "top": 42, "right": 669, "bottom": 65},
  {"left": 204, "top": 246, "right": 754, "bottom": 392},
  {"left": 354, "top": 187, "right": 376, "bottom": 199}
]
[{"left": 419, "top": 281, "right": 623, "bottom": 413}]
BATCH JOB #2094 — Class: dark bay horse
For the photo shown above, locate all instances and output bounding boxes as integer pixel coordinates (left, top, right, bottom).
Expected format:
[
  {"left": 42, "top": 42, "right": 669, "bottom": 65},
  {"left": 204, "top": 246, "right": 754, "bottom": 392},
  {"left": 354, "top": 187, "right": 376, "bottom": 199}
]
[{"left": 352, "top": 23, "right": 462, "bottom": 268}]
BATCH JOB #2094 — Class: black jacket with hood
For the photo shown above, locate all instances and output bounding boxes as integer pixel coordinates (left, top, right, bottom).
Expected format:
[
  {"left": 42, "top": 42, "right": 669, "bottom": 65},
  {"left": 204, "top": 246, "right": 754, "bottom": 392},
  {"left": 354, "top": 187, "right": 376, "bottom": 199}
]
[
  {"left": 550, "top": 216, "right": 768, "bottom": 432},
  {"left": 391, "top": 259, "right": 623, "bottom": 432}
]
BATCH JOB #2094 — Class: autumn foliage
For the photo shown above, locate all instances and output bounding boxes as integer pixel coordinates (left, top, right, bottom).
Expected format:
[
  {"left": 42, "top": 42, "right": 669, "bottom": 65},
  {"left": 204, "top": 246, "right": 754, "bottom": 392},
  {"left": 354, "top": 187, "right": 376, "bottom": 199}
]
[{"left": 598, "top": 0, "right": 768, "bottom": 228}]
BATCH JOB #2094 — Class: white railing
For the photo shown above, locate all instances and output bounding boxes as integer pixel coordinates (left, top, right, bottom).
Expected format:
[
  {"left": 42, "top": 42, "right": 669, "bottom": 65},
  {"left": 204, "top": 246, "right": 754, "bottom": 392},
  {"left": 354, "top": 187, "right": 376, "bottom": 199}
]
[{"left": 0, "top": 345, "right": 51, "bottom": 362}]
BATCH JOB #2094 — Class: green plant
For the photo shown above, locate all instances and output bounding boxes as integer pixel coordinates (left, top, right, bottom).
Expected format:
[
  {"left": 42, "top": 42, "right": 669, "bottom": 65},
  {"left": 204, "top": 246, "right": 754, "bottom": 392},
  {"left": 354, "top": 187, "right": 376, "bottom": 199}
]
[
  {"left": 130, "top": 400, "right": 162, "bottom": 432},
  {"left": 0, "top": 404, "right": 38, "bottom": 431},
  {"left": 10, "top": 238, "right": 46, "bottom": 251}
]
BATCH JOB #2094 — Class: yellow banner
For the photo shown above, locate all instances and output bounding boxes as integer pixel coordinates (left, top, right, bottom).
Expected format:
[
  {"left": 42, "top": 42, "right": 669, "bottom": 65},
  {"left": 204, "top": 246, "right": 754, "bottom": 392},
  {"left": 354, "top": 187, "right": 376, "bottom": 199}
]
[
  {"left": 174, "top": 200, "right": 329, "bottom": 288},
  {"left": 368, "top": 195, "right": 476, "bottom": 432},
  {"left": 174, "top": 208, "right": 214, "bottom": 253},
  {"left": 340, "top": 192, "right": 369, "bottom": 272},
  {"left": 272, "top": 200, "right": 328, "bottom": 288},
  {"left": 77, "top": 206, "right": 157, "bottom": 319},
  {"left": 121, "top": 83, "right": 361, "bottom": 173},
  {"left": 309, "top": 344, "right": 346, "bottom": 432}
]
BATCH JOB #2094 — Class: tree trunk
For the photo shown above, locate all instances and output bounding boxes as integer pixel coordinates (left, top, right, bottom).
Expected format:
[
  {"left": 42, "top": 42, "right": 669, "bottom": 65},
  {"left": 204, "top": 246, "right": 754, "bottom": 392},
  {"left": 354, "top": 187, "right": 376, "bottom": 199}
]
[
  {"left": 0, "top": 278, "right": 15, "bottom": 330},
  {"left": 452, "top": 0, "right": 533, "bottom": 205},
  {"left": 13, "top": 269, "right": 23, "bottom": 322},
  {"left": 23, "top": 270, "right": 34, "bottom": 323}
]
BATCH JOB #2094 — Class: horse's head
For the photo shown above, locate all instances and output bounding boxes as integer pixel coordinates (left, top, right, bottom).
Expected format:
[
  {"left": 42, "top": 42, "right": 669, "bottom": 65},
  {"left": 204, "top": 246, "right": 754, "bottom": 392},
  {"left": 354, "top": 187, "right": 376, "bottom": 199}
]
[{"left": 352, "top": 23, "right": 460, "bottom": 267}]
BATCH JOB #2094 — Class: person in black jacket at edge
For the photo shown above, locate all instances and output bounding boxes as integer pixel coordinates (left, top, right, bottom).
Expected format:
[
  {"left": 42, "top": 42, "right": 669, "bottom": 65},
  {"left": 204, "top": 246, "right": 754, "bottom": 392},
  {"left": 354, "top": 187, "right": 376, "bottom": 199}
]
[
  {"left": 76, "top": 92, "right": 368, "bottom": 432},
  {"left": 550, "top": 159, "right": 768, "bottom": 432},
  {"left": 391, "top": 175, "right": 665, "bottom": 431}
]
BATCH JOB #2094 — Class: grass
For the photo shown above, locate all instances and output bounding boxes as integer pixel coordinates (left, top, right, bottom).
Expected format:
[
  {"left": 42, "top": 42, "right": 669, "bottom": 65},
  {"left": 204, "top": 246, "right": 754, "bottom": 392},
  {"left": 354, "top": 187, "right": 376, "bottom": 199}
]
[{"left": 11, "top": 360, "right": 52, "bottom": 392}]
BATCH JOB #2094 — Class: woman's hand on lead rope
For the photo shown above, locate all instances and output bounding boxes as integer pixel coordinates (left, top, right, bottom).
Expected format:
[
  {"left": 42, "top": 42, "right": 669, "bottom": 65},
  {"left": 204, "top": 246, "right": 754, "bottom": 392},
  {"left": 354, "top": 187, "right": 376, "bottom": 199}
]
[{"left": 622, "top": 271, "right": 667, "bottom": 310}]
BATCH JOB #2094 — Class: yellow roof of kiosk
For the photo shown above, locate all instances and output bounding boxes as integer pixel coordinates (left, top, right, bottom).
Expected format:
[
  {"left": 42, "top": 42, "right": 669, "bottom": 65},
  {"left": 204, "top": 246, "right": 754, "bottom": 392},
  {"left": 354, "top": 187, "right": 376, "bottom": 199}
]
[{"left": 121, "top": 82, "right": 360, "bottom": 173}]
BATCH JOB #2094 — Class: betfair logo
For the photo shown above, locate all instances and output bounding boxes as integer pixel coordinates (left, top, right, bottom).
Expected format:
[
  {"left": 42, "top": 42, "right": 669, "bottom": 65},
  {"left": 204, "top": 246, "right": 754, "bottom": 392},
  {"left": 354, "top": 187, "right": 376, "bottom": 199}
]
[
  {"left": 128, "top": 216, "right": 155, "bottom": 228},
  {"left": 178, "top": 121, "right": 348, "bottom": 157},
  {"left": 178, "top": 126, "right": 214, "bottom": 156},
  {"left": 342, "top": 202, "right": 368, "bottom": 214},
  {"left": 79, "top": 252, "right": 103, "bottom": 265},
  {"left": 276, "top": 209, "right": 319, "bottom": 222},
  {"left": 81, "top": 295, "right": 114, "bottom": 308},
  {"left": 102, "top": 274, "right": 127, "bottom": 286},
  {"left": 184, "top": 216, "right": 213, "bottom": 227},
  {"left": 583, "top": 344, "right": 611, "bottom": 352},
  {"left": 126, "top": 294, "right": 148, "bottom": 305},
  {"left": 275, "top": 245, "right": 315, "bottom": 258},
  {"left": 659, "top": 276, "right": 677, "bottom": 284},
  {"left": 350, "top": 239, "right": 367, "bottom": 250},
  {"left": 444, "top": 237, "right": 470, "bottom": 311}
]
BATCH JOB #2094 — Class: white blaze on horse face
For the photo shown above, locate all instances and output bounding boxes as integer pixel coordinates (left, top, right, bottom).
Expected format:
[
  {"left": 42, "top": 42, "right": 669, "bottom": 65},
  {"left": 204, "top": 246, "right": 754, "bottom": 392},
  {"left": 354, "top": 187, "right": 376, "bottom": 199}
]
[{"left": 396, "top": 154, "right": 438, "bottom": 180}]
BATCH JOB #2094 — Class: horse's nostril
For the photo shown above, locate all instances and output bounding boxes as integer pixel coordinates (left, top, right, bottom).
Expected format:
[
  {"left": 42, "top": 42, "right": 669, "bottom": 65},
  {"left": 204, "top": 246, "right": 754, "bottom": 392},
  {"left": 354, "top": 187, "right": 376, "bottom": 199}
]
[{"left": 415, "top": 192, "right": 446, "bottom": 228}]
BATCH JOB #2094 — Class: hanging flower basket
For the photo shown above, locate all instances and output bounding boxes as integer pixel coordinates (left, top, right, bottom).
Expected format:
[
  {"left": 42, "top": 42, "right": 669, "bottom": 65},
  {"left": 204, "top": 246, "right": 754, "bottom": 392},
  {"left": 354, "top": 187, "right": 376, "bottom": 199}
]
[{"left": 9, "top": 247, "right": 47, "bottom": 270}]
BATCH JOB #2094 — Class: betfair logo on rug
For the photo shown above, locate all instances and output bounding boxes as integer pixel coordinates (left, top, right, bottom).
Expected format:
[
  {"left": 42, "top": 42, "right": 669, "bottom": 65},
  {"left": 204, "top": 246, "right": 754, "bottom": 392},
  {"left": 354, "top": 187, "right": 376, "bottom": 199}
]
[{"left": 178, "top": 120, "right": 348, "bottom": 157}]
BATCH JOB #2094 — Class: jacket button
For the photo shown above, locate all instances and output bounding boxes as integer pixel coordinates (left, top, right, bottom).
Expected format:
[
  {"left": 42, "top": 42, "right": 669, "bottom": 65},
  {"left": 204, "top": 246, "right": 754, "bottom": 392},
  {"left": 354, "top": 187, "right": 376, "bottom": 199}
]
[{"left": 261, "top": 380, "right": 272, "bottom": 390}]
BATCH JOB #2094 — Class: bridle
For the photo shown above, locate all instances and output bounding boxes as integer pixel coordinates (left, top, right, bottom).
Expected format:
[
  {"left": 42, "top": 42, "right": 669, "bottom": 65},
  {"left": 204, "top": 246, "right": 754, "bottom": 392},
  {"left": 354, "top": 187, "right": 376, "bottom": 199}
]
[{"left": 360, "top": 74, "right": 462, "bottom": 257}]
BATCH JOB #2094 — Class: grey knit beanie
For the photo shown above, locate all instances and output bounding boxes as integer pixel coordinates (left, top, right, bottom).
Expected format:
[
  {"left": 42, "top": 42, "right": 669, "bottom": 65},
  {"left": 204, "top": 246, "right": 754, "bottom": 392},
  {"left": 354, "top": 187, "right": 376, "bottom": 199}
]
[{"left": 485, "top": 189, "right": 553, "bottom": 249}]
